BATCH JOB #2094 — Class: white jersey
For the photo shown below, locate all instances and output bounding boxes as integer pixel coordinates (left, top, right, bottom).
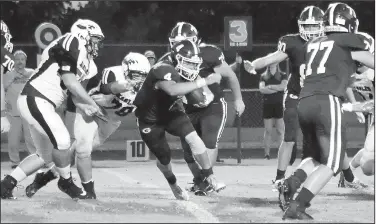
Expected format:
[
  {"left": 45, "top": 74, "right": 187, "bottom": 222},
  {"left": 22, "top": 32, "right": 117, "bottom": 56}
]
[
  {"left": 89, "top": 65, "right": 137, "bottom": 120},
  {"left": 352, "top": 68, "right": 375, "bottom": 101},
  {"left": 22, "top": 33, "right": 97, "bottom": 108}
]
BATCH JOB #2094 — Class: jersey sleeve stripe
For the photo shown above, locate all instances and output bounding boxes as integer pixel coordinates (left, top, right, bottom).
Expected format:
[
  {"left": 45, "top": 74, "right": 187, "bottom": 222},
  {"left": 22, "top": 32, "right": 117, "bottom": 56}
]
[
  {"left": 102, "top": 69, "right": 109, "bottom": 84},
  {"left": 62, "top": 34, "right": 74, "bottom": 52}
]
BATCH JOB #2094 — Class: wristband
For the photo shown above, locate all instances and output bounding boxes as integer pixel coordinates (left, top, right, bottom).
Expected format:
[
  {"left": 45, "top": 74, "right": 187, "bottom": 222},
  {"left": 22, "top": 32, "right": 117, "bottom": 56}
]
[{"left": 195, "top": 78, "right": 207, "bottom": 88}]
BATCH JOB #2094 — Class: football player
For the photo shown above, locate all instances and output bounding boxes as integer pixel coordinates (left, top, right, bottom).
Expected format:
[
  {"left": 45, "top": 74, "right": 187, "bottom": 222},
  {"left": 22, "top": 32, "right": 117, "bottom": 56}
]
[
  {"left": 1, "top": 20, "right": 14, "bottom": 133},
  {"left": 0, "top": 19, "right": 105, "bottom": 200},
  {"left": 243, "top": 6, "right": 365, "bottom": 190},
  {"left": 134, "top": 40, "right": 225, "bottom": 200},
  {"left": 340, "top": 32, "right": 375, "bottom": 178},
  {"left": 243, "top": 6, "right": 325, "bottom": 184},
  {"left": 164, "top": 22, "right": 244, "bottom": 195},
  {"left": 24, "top": 52, "right": 150, "bottom": 199},
  {"left": 280, "top": 3, "right": 374, "bottom": 220}
]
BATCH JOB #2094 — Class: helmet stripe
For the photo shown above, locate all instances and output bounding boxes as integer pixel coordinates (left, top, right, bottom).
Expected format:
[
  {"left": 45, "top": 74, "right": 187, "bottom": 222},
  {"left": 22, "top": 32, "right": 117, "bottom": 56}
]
[
  {"left": 328, "top": 3, "right": 339, "bottom": 26},
  {"left": 177, "top": 22, "right": 183, "bottom": 37},
  {"left": 308, "top": 6, "right": 313, "bottom": 20}
]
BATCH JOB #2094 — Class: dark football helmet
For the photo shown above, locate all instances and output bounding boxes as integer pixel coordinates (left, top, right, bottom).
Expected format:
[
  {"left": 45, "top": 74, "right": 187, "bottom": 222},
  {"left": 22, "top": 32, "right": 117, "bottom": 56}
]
[
  {"left": 170, "top": 39, "right": 202, "bottom": 81},
  {"left": 168, "top": 22, "right": 199, "bottom": 48},
  {"left": 323, "top": 2, "right": 359, "bottom": 33},
  {"left": 298, "top": 6, "right": 325, "bottom": 41}
]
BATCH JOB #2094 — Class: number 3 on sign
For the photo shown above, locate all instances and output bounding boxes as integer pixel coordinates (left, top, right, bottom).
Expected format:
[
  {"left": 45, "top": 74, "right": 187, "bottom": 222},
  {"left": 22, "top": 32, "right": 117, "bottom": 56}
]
[
  {"left": 299, "top": 40, "right": 334, "bottom": 86},
  {"left": 229, "top": 20, "right": 247, "bottom": 43}
]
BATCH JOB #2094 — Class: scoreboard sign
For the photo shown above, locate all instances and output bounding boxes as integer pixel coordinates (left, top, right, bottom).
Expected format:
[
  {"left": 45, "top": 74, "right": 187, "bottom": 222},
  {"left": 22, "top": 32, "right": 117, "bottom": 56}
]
[{"left": 224, "top": 16, "right": 253, "bottom": 51}]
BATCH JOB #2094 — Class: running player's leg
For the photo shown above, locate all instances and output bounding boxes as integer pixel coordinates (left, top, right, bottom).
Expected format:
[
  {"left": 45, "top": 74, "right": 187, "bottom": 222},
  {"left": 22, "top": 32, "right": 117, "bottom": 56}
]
[
  {"left": 284, "top": 95, "right": 345, "bottom": 220},
  {"left": 166, "top": 111, "right": 225, "bottom": 192},
  {"left": 199, "top": 98, "right": 227, "bottom": 166},
  {"left": 360, "top": 123, "right": 374, "bottom": 175},
  {"left": 275, "top": 96, "right": 299, "bottom": 181},
  {"left": 21, "top": 96, "right": 84, "bottom": 199},
  {"left": 138, "top": 119, "right": 189, "bottom": 201}
]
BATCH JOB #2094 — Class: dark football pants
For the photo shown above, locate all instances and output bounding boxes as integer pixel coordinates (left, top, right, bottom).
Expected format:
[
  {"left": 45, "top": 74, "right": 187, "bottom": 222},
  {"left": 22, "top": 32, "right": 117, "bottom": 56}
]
[
  {"left": 137, "top": 111, "right": 195, "bottom": 165},
  {"left": 181, "top": 98, "right": 227, "bottom": 163},
  {"left": 298, "top": 95, "right": 346, "bottom": 176}
]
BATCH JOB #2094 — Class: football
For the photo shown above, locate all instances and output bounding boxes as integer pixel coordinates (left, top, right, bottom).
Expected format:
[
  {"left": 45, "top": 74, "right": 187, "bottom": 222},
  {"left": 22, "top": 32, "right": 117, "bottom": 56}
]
[{"left": 185, "top": 85, "right": 214, "bottom": 107}]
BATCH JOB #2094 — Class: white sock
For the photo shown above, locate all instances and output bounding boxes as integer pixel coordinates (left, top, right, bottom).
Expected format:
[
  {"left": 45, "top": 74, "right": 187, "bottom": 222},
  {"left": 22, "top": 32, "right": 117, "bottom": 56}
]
[
  {"left": 55, "top": 166, "right": 71, "bottom": 179},
  {"left": 82, "top": 179, "right": 93, "bottom": 184},
  {"left": 11, "top": 167, "right": 27, "bottom": 182}
]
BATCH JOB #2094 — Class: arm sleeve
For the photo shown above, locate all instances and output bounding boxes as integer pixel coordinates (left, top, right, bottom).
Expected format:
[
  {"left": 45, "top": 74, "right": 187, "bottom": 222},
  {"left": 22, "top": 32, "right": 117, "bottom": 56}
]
[
  {"left": 277, "top": 35, "right": 297, "bottom": 56},
  {"left": 56, "top": 35, "right": 80, "bottom": 76},
  {"left": 337, "top": 33, "right": 371, "bottom": 51}
]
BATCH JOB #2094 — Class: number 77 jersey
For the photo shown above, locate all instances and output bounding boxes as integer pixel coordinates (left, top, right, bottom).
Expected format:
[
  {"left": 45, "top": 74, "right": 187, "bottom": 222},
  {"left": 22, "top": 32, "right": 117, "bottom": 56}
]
[{"left": 299, "top": 33, "right": 371, "bottom": 100}]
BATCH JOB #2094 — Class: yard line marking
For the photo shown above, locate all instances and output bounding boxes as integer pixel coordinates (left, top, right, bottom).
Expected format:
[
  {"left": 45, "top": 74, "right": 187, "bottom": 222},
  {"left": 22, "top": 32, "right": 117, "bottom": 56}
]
[{"left": 102, "top": 168, "right": 220, "bottom": 223}]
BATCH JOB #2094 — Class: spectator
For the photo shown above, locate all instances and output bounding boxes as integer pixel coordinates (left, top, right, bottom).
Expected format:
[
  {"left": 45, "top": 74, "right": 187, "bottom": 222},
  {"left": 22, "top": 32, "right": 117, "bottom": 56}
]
[
  {"left": 144, "top": 50, "right": 156, "bottom": 66},
  {"left": 3, "top": 50, "right": 36, "bottom": 168},
  {"left": 259, "top": 62, "right": 287, "bottom": 160}
]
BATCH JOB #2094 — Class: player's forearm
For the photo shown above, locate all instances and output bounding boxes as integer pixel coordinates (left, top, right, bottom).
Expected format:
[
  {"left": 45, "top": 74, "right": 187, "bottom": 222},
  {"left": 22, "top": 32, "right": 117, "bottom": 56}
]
[
  {"left": 101, "top": 81, "right": 132, "bottom": 95},
  {"left": 347, "top": 100, "right": 374, "bottom": 113},
  {"left": 229, "top": 62, "right": 239, "bottom": 72},
  {"left": 164, "top": 82, "right": 203, "bottom": 96},
  {"left": 268, "top": 84, "right": 285, "bottom": 92},
  {"left": 259, "top": 87, "right": 278, "bottom": 94},
  {"left": 346, "top": 87, "right": 357, "bottom": 103},
  {"left": 63, "top": 74, "right": 97, "bottom": 107}
]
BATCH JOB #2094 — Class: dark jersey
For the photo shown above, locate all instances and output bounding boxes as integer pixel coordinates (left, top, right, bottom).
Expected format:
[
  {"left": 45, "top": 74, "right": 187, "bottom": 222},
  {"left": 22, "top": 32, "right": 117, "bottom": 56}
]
[
  {"left": 133, "top": 61, "right": 185, "bottom": 123},
  {"left": 277, "top": 34, "right": 306, "bottom": 95},
  {"left": 299, "top": 33, "right": 370, "bottom": 100},
  {"left": 184, "top": 43, "right": 225, "bottom": 113},
  {"left": 157, "top": 44, "right": 225, "bottom": 113},
  {"left": 1, "top": 46, "right": 14, "bottom": 73}
]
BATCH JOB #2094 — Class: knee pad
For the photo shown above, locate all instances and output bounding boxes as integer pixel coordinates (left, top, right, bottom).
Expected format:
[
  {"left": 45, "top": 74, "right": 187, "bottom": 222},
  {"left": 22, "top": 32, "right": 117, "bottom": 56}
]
[
  {"left": 184, "top": 131, "right": 206, "bottom": 155},
  {"left": 56, "top": 134, "right": 71, "bottom": 150}
]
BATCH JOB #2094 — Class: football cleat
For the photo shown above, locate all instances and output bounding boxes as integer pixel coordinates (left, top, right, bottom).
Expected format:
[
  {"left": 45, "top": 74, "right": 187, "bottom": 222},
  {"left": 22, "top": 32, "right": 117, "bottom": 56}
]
[
  {"left": 26, "top": 170, "right": 57, "bottom": 198},
  {"left": 282, "top": 200, "right": 314, "bottom": 220},
  {"left": 205, "top": 175, "right": 226, "bottom": 193},
  {"left": 57, "top": 174, "right": 87, "bottom": 200},
  {"left": 338, "top": 173, "right": 368, "bottom": 189},
  {"left": 169, "top": 183, "right": 189, "bottom": 201},
  {"left": 1, "top": 175, "right": 17, "bottom": 199},
  {"left": 82, "top": 181, "right": 97, "bottom": 199}
]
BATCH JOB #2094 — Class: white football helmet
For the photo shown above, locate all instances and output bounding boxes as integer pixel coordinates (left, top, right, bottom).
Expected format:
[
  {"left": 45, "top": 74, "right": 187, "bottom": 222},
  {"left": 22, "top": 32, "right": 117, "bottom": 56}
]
[
  {"left": 71, "top": 19, "right": 104, "bottom": 58},
  {"left": 122, "top": 52, "right": 151, "bottom": 90}
]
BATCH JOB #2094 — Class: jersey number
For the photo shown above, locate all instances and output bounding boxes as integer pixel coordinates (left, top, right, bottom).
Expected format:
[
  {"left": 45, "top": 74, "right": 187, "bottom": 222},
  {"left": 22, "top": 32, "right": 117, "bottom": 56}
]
[
  {"left": 2, "top": 55, "right": 14, "bottom": 71},
  {"left": 299, "top": 41, "right": 334, "bottom": 87}
]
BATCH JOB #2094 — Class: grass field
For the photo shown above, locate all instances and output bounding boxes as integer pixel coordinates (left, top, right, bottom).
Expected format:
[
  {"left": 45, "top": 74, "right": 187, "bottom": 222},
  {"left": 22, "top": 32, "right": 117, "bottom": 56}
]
[{"left": 1, "top": 158, "right": 374, "bottom": 223}]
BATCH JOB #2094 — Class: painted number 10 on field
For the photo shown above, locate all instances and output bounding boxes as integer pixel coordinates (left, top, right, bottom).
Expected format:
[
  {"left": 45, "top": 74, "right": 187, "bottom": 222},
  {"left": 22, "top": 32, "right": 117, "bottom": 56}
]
[{"left": 224, "top": 16, "right": 253, "bottom": 51}]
